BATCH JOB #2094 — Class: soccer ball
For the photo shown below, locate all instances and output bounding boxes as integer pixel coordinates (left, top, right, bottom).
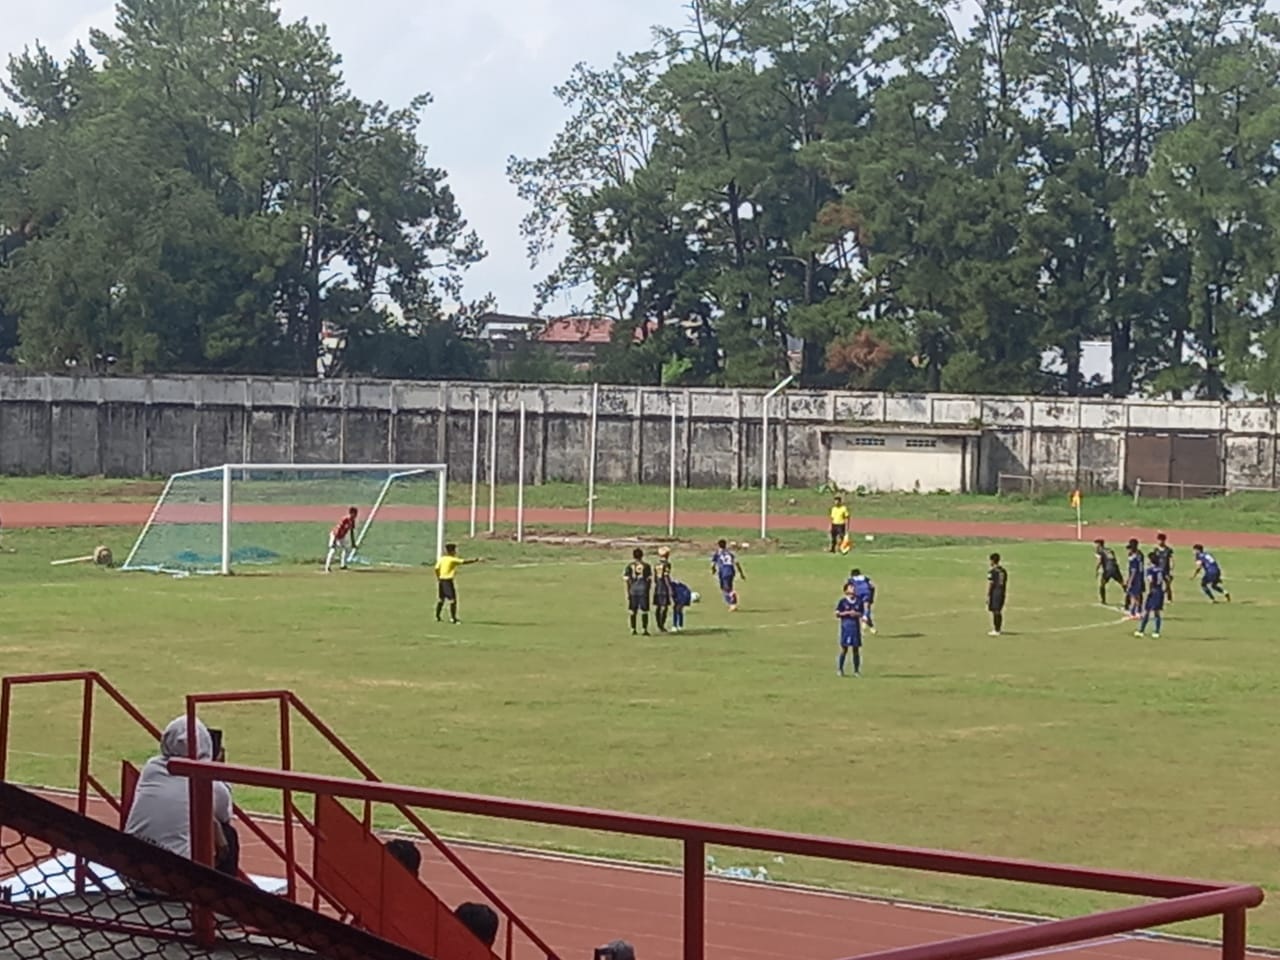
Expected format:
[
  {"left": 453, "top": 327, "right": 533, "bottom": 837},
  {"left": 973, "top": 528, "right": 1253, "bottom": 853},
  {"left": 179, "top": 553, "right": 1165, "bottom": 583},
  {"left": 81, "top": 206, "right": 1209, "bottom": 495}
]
[
  {"left": 93, "top": 545, "right": 113, "bottom": 566},
  {"left": 690, "top": 591, "right": 701, "bottom": 604}
]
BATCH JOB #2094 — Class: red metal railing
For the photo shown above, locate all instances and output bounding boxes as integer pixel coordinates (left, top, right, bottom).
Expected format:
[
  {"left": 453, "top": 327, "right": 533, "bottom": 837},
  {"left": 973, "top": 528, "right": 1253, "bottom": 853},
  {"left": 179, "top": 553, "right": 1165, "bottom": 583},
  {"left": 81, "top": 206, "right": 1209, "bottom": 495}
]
[
  {"left": 0, "top": 672, "right": 558, "bottom": 960},
  {"left": 170, "top": 758, "right": 1264, "bottom": 960},
  {"left": 179, "top": 690, "right": 559, "bottom": 960}
]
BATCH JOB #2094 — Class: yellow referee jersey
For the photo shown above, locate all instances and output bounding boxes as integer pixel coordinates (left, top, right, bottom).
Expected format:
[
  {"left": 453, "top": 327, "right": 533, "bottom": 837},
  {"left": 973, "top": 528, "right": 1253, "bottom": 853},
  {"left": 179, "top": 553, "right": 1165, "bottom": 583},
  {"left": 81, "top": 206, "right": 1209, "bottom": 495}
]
[{"left": 435, "top": 555, "right": 462, "bottom": 580}]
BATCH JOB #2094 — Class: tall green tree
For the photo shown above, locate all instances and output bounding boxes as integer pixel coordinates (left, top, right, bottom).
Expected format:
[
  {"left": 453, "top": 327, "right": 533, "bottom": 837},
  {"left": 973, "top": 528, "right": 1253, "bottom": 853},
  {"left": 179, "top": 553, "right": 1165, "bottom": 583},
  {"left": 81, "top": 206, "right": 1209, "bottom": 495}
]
[
  {"left": 1129, "top": 0, "right": 1279, "bottom": 398},
  {"left": 0, "top": 0, "right": 484, "bottom": 377}
]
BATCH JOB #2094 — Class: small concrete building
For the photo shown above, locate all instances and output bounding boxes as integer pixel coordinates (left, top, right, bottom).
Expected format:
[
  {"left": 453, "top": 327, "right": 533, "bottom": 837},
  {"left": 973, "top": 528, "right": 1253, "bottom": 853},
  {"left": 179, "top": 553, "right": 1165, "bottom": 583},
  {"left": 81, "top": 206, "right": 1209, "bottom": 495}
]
[{"left": 822, "top": 426, "right": 981, "bottom": 493}]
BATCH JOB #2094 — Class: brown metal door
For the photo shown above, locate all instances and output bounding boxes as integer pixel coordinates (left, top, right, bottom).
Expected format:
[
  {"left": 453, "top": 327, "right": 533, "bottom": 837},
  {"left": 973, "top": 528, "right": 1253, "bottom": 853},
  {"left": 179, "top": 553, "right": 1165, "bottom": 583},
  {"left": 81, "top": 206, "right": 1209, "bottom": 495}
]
[
  {"left": 1170, "top": 434, "right": 1222, "bottom": 497},
  {"left": 1125, "top": 434, "right": 1171, "bottom": 495}
]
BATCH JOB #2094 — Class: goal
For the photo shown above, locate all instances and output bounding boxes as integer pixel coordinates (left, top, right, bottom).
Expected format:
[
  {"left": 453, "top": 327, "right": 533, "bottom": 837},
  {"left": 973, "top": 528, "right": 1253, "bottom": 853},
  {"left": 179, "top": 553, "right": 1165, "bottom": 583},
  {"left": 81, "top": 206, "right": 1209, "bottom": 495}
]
[{"left": 120, "top": 464, "right": 448, "bottom": 574}]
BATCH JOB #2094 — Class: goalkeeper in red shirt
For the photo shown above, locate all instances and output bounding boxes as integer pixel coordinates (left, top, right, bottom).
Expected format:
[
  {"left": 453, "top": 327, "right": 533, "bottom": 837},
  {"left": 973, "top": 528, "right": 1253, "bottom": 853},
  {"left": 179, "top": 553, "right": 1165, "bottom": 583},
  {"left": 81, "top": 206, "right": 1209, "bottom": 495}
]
[{"left": 325, "top": 507, "right": 359, "bottom": 572}]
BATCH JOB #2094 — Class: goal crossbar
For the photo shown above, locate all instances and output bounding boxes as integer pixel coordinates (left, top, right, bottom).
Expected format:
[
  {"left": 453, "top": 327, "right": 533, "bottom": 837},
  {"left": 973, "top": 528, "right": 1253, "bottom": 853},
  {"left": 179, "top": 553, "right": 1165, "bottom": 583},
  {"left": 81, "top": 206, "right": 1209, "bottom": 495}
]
[{"left": 121, "top": 463, "right": 448, "bottom": 575}]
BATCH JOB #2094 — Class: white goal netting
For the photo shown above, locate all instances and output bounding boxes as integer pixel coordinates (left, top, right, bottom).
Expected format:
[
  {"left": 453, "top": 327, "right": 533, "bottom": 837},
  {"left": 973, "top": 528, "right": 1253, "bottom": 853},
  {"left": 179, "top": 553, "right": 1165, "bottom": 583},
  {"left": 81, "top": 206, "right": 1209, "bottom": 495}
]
[{"left": 120, "top": 464, "right": 447, "bottom": 574}]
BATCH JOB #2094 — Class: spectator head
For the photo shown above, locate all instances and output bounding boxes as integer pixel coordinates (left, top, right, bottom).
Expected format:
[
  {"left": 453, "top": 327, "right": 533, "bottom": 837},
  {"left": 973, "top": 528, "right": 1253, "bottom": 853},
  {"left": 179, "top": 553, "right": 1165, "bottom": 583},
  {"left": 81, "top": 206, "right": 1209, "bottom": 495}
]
[
  {"left": 596, "top": 940, "right": 636, "bottom": 960},
  {"left": 159, "top": 716, "right": 214, "bottom": 760},
  {"left": 385, "top": 839, "right": 421, "bottom": 874},
  {"left": 454, "top": 902, "right": 499, "bottom": 947}
]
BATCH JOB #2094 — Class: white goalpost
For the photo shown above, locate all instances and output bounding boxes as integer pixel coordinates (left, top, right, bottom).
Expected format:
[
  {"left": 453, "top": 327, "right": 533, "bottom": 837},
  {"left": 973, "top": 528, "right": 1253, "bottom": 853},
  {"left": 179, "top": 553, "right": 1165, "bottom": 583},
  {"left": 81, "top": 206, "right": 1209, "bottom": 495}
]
[{"left": 121, "top": 463, "right": 448, "bottom": 575}]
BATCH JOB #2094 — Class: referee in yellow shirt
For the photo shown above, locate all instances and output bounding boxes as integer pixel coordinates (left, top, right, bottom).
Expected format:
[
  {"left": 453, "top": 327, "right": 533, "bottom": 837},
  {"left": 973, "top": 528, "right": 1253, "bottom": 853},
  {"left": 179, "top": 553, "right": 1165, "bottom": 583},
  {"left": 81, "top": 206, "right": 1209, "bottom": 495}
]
[
  {"left": 434, "top": 543, "right": 483, "bottom": 624},
  {"left": 828, "top": 496, "right": 850, "bottom": 553}
]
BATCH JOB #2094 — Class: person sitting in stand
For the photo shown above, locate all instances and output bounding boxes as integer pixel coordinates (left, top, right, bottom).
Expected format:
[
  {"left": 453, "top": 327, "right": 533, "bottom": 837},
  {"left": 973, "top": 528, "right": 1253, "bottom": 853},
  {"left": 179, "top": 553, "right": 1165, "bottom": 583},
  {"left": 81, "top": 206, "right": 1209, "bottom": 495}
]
[{"left": 124, "top": 716, "right": 238, "bottom": 894}]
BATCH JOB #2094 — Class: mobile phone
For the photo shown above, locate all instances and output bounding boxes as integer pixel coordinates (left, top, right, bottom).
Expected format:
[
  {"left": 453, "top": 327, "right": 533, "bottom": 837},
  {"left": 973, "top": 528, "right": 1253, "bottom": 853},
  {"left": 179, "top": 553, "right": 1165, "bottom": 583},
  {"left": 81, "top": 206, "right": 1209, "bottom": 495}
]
[{"left": 208, "top": 728, "right": 223, "bottom": 759}]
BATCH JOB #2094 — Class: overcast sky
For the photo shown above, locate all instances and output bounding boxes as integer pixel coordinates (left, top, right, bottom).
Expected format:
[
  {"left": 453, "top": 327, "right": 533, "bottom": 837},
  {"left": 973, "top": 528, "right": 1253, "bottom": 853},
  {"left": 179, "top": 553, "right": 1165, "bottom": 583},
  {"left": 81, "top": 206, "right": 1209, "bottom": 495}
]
[{"left": 3, "top": 0, "right": 687, "bottom": 318}]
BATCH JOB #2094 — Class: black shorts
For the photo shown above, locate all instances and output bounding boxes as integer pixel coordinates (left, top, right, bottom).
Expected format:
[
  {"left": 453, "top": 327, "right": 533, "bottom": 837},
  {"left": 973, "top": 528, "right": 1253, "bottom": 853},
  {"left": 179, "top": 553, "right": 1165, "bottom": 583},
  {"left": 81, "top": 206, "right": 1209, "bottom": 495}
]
[
  {"left": 628, "top": 591, "right": 650, "bottom": 612},
  {"left": 830, "top": 524, "right": 847, "bottom": 539},
  {"left": 654, "top": 583, "right": 671, "bottom": 607},
  {"left": 437, "top": 580, "right": 457, "bottom": 601},
  {"left": 987, "top": 593, "right": 1005, "bottom": 613},
  {"left": 1103, "top": 569, "right": 1124, "bottom": 585}
]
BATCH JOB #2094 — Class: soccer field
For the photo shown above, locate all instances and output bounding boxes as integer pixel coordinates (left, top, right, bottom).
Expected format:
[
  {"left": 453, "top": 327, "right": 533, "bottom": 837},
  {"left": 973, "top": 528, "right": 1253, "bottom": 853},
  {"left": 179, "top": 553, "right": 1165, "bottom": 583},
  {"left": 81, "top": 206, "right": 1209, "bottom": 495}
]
[{"left": 2, "top": 521, "right": 1277, "bottom": 943}]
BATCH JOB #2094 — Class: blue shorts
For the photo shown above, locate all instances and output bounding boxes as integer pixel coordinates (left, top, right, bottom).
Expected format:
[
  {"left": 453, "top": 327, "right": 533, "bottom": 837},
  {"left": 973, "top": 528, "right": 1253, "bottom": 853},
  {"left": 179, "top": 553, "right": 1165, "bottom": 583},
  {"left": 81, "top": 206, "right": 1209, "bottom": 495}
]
[
  {"left": 840, "top": 630, "right": 862, "bottom": 649},
  {"left": 1202, "top": 572, "right": 1222, "bottom": 587},
  {"left": 1127, "top": 583, "right": 1144, "bottom": 599},
  {"left": 1145, "top": 592, "right": 1164, "bottom": 612},
  {"left": 718, "top": 574, "right": 735, "bottom": 592}
]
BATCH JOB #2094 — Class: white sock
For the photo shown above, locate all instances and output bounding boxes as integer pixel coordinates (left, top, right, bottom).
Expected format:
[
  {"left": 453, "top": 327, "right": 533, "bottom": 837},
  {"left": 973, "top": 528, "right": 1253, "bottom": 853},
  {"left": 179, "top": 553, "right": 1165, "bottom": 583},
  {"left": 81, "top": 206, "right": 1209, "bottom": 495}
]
[{"left": 324, "top": 547, "right": 336, "bottom": 571}]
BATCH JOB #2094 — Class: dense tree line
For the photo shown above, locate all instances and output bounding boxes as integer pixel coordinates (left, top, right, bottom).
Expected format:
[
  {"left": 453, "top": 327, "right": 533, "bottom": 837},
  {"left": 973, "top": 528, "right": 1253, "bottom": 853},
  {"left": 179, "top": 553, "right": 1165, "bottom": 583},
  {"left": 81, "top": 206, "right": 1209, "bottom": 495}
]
[
  {"left": 2, "top": 0, "right": 1278, "bottom": 396},
  {"left": 510, "top": 0, "right": 1280, "bottom": 397},
  {"left": 0, "top": 0, "right": 488, "bottom": 379}
]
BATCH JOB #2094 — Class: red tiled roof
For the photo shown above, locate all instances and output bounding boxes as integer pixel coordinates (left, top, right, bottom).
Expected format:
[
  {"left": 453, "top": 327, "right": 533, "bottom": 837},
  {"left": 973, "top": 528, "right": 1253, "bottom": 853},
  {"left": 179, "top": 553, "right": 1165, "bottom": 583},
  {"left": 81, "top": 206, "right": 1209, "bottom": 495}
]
[{"left": 536, "top": 316, "right": 615, "bottom": 344}]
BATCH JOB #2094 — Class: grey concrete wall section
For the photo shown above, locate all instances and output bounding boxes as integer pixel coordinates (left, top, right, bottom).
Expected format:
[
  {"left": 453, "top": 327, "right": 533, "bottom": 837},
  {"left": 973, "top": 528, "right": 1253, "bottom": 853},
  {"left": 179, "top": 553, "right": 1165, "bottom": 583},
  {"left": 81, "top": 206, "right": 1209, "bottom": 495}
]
[{"left": 2, "top": 372, "right": 1280, "bottom": 492}]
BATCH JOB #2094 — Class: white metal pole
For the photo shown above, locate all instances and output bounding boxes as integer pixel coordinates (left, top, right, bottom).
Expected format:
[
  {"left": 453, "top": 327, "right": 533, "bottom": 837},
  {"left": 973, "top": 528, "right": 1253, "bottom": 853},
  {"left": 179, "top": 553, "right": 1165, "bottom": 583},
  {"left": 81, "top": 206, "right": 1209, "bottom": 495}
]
[
  {"left": 220, "top": 463, "right": 232, "bottom": 575},
  {"left": 668, "top": 401, "right": 677, "bottom": 536},
  {"left": 586, "top": 382, "right": 599, "bottom": 534},
  {"left": 759, "top": 375, "right": 795, "bottom": 540},
  {"left": 437, "top": 465, "right": 448, "bottom": 561},
  {"left": 517, "top": 402, "right": 527, "bottom": 543},
  {"left": 488, "top": 396, "right": 498, "bottom": 534},
  {"left": 469, "top": 396, "right": 480, "bottom": 538}
]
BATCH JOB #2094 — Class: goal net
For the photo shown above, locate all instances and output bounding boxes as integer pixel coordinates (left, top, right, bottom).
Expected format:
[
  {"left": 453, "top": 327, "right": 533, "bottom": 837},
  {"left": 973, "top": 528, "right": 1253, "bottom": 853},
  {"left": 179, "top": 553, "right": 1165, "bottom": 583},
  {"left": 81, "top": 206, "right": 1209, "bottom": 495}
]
[{"left": 120, "top": 464, "right": 447, "bottom": 574}]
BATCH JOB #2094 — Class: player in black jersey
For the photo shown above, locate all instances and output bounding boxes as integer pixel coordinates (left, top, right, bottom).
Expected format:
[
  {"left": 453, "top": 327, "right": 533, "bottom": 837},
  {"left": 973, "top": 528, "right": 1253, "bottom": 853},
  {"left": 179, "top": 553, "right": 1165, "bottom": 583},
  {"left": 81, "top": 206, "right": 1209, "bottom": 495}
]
[{"left": 623, "top": 548, "right": 654, "bottom": 635}]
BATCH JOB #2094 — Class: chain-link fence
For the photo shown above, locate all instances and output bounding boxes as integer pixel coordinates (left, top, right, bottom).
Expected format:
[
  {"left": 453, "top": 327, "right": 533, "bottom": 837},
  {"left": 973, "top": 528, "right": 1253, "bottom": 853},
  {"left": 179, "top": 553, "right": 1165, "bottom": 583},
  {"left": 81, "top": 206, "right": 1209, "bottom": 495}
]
[{"left": 0, "top": 782, "right": 432, "bottom": 960}]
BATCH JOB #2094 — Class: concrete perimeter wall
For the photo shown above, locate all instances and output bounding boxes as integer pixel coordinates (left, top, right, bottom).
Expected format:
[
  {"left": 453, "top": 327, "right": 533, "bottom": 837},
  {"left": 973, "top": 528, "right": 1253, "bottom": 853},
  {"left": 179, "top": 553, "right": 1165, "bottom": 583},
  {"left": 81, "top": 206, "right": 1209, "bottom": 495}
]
[{"left": 1, "top": 374, "right": 1278, "bottom": 492}]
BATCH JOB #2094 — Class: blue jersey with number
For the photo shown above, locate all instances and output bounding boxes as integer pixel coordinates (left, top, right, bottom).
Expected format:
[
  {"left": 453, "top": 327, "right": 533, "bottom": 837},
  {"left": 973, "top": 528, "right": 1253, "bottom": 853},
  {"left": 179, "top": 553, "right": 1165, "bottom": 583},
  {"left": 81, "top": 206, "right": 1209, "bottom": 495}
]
[
  {"left": 712, "top": 549, "right": 736, "bottom": 579},
  {"left": 1146, "top": 565, "right": 1164, "bottom": 597}
]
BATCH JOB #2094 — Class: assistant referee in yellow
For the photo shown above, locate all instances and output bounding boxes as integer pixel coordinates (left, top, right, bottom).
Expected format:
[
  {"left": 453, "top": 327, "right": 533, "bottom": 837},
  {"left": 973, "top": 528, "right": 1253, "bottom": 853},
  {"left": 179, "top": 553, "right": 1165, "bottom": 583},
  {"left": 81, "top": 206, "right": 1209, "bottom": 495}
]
[
  {"left": 828, "top": 496, "right": 850, "bottom": 552},
  {"left": 433, "top": 543, "right": 483, "bottom": 624}
]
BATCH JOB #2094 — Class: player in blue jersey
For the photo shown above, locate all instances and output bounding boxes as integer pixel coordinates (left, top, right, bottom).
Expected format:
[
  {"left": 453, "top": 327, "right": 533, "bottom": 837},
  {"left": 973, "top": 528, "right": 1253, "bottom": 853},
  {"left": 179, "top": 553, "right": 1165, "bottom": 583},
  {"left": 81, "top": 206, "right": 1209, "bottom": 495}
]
[
  {"left": 1190, "top": 544, "right": 1231, "bottom": 602},
  {"left": 671, "top": 580, "right": 693, "bottom": 632},
  {"left": 846, "top": 569, "right": 878, "bottom": 633},
  {"left": 835, "top": 582, "right": 866, "bottom": 677},
  {"left": 1135, "top": 551, "right": 1165, "bottom": 638},
  {"left": 1124, "top": 540, "right": 1145, "bottom": 620},
  {"left": 710, "top": 539, "right": 745, "bottom": 611}
]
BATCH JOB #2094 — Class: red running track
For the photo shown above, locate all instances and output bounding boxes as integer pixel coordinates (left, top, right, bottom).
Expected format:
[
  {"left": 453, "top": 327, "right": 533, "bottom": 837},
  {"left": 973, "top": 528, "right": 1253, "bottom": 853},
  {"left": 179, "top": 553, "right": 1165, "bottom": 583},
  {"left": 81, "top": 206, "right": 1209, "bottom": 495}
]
[
  {"left": 1, "top": 500, "right": 1278, "bottom": 548},
  {"left": 6, "top": 790, "right": 1267, "bottom": 960}
]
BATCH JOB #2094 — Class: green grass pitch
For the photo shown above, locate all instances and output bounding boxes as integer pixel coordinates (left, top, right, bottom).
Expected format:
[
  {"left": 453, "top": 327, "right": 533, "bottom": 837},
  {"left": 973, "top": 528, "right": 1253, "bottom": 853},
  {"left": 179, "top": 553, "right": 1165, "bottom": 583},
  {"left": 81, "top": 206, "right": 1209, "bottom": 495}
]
[{"left": 1, "top": 515, "right": 1276, "bottom": 943}]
